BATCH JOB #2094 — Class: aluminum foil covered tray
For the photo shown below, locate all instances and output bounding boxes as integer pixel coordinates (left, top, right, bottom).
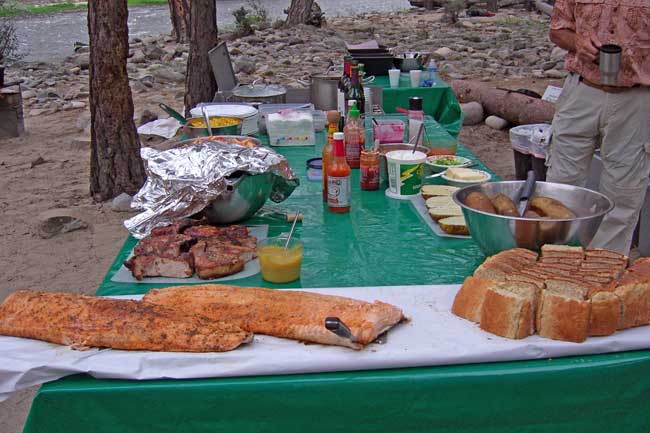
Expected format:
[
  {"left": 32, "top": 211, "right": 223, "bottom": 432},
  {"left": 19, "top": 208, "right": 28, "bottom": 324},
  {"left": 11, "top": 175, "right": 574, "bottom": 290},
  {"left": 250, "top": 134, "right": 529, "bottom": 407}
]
[{"left": 125, "top": 139, "right": 299, "bottom": 238}]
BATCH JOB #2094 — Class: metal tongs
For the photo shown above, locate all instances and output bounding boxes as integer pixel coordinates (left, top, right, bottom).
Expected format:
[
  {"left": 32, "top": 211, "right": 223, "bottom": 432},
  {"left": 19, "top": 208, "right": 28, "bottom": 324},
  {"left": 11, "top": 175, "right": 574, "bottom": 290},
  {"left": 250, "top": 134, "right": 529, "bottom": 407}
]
[{"left": 517, "top": 170, "right": 537, "bottom": 216}]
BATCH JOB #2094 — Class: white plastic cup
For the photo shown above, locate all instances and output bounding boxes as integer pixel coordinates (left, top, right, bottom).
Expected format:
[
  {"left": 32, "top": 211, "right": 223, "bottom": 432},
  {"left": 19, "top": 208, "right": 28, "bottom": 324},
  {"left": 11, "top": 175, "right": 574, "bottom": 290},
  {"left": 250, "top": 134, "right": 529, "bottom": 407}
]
[
  {"left": 388, "top": 69, "right": 400, "bottom": 88},
  {"left": 385, "top": 150, "right": 427, "bottom": 199},
  {"left": 410, "top": 70, "right": 422, "bottom": 87}
]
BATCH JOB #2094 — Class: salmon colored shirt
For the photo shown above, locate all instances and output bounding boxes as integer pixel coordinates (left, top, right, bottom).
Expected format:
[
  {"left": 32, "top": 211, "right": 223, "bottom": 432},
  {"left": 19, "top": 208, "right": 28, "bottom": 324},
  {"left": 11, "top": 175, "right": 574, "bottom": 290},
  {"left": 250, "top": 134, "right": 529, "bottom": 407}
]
[{"left": 551, "top": 0, "right": 650, "bottom": 87}]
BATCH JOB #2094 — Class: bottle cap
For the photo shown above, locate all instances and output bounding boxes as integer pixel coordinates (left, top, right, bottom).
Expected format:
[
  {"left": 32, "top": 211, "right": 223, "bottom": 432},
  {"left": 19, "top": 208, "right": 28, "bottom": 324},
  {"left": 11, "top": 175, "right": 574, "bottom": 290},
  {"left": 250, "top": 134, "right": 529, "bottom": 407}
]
[
  {"left": 409, "top": 97, "right": 423, "bottom": 111},
  {"left": 349, "top": 101, "right": 360, "bottom": 118},
  {"left": 326, "top": 110, "right": 340, "bottom": 124},
  {"left": 333, "top": 132, "right": 345, "bottom": 140}
]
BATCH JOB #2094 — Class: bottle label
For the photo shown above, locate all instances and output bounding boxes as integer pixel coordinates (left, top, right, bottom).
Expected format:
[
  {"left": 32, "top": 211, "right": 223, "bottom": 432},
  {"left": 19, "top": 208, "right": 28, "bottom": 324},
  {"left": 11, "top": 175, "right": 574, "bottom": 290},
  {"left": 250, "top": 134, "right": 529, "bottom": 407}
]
[
  {"left": 327, "top": 176, "right": 350, "bottom": 207},
  {"left": 337, "top": 90, "right": 345, "bottom": 116},
  {"left": 345, "top": 134, "right": 363, "bottom": 167}
]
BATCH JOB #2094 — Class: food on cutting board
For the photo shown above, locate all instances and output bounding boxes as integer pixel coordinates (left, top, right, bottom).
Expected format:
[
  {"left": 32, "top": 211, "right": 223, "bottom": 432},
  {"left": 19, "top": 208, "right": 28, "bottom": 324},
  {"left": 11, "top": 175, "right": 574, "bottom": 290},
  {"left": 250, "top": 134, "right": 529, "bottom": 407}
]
[
  {"left": 421, "top": 185, "right": 459, "bottom": 199},
  {"left": 491, "top": 193, "right": 519, "bottom": 217},
  {"left": 143, "top": 284, "right": 406, "bottom": 350},
  {"left": 464, "top": 192, "right": 496, "bottom": 214},
  {"left": 451, "top": 245, "right": 649, "bottom": 343},
  {"left": 124, "top": 222, "right": 258, "bottom": 280},
  {"left": 444, "top": 167, "right": 488, "bottom": 181},
  {"left": 0, "top": 291, "right": 252, "bottom": 352},
  {"left": 422, "top": 186, "right": 468, "bottom": 235}
]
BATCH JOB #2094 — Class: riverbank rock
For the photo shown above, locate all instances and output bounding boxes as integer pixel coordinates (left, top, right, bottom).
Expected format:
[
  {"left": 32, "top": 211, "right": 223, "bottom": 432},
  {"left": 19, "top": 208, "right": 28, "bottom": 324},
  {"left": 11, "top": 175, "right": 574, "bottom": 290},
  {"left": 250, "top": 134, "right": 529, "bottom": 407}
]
[
  {"left": 485, "top": 115, "right": 508, "bottom": 130},
  {"left": 461, "top": 102, "right": 484, "bottom": 126},
  {"left": 111, "top": 193, "right": 134, "bottom": 212}
]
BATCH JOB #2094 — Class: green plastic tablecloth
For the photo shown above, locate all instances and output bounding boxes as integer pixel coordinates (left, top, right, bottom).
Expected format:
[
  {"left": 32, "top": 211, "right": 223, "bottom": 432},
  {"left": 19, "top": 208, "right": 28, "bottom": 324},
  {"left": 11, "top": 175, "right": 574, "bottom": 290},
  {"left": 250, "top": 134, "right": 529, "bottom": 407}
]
[
  {"left": 22, "top": 129, "right": 650, "bottom": 433},
  {"left": 373, "top": 75, "right": 464, "bottom": 139}
]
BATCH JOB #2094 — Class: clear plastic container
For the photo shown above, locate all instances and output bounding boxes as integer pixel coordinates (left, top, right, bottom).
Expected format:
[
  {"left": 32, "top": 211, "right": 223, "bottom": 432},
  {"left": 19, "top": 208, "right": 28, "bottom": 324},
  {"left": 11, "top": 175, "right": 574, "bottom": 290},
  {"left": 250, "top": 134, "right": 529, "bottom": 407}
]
[{"left": 257, "top": 236, "right": 303, "bottom": 283}]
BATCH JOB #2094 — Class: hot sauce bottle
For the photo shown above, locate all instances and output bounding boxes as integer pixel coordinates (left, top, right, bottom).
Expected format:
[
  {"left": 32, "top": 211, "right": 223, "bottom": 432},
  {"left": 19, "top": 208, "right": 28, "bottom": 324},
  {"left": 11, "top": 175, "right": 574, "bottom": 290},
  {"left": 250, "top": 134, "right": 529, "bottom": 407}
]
[
  {"left": 322, "top": 111, "right": 340, "bottom": 202},
  {"left": 360, "top": 149, "right": 380, "bottom": 190},
  {"left": 343, "top": 101, "right": 364, "bottom": 169},
  {"left": 327, "top": 132, "right": 351, "bottom": 214}
]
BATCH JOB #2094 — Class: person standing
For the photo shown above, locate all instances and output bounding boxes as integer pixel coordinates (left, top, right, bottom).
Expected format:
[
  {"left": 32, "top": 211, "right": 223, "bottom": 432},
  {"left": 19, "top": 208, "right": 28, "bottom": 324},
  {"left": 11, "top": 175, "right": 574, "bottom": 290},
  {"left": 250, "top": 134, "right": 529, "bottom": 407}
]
[{"left": 547, "top": 0, "right": 650, "bottom": 254}]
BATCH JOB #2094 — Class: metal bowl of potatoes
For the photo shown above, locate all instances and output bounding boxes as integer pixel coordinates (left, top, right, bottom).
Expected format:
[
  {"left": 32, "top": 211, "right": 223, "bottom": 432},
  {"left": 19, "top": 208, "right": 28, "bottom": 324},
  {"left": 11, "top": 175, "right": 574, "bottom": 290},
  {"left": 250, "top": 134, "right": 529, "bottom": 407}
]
[{"left": 452, "top": 181, "right": 614, "bottom": 255}]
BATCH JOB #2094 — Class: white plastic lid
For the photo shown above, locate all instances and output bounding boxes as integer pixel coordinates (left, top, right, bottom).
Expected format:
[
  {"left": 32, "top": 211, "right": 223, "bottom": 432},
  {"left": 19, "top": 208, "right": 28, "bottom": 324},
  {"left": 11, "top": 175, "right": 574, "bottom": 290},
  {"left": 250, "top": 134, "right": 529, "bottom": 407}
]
[{"left": 333, "top": 132, "right": 344, "bottom": 140}]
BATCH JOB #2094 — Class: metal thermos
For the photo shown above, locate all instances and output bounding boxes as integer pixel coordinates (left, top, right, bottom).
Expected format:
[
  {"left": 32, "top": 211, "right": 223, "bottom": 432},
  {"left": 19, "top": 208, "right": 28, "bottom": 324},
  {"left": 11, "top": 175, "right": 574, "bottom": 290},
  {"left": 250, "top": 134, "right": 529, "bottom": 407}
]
[{"left": 599, "top": 44, "right": 622, "bottom": 85}]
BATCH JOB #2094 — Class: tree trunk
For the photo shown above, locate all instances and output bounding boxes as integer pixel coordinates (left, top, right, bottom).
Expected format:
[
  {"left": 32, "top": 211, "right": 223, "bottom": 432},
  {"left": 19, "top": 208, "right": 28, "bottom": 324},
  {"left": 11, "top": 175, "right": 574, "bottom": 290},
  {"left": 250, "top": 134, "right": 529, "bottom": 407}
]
[
  {"left": 285, "top": 0, "right": 314, "bottom": 25},
  {"left": 88, "top": 0, "right": 145, "bottom": 201},
  {"left": 184, "top": 0, "right": 218, "bottom": 115},
  {"left": 451, "top": 80, "right": 555, "bottom": 125},
  {"left": 168, "top": 0, "right": 189, "bottom": 43},
  {"left": 487, "top": 0, "right": 499, "bottom": 12}
]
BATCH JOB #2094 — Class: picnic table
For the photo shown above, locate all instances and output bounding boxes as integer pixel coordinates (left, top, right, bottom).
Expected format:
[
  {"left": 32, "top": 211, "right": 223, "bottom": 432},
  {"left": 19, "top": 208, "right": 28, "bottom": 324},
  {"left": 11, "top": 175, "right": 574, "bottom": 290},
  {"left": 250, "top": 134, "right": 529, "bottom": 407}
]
[{"left": 21, "top": 130, "right": 650, "bottom": 433}]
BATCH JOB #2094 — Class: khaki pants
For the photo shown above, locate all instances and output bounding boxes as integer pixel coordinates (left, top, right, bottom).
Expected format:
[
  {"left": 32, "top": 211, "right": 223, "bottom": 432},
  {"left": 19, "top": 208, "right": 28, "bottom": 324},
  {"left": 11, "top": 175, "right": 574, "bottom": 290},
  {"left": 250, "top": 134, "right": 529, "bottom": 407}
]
[{"left": 547, "top": 73, "right": 650, "bottom": 254}]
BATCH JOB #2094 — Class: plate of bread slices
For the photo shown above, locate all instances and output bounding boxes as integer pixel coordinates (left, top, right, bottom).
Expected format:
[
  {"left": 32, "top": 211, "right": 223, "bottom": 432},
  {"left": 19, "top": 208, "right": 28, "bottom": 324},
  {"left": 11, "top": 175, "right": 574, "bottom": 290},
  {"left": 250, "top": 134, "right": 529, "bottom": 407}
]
[
  {"left": 410, "top": 185, "right": 470, "bottom": 238},
  {"left": 451, "top": 244, "right": 650, "bottom": 343}
]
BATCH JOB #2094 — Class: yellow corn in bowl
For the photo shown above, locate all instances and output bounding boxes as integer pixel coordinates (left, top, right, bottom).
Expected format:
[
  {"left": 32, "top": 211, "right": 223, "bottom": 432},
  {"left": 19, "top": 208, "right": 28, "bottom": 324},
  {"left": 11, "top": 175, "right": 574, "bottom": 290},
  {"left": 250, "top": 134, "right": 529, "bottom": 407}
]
[{"left": 185, "top": 116, "right": 243, "bottom": 137}]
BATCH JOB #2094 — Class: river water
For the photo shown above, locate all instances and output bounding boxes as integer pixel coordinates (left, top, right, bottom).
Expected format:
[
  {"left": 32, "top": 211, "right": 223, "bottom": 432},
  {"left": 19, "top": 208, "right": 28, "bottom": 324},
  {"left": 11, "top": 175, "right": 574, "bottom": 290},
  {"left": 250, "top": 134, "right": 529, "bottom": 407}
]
[{"left": 15, "top": 0, "right": 408, "bottom": 62}]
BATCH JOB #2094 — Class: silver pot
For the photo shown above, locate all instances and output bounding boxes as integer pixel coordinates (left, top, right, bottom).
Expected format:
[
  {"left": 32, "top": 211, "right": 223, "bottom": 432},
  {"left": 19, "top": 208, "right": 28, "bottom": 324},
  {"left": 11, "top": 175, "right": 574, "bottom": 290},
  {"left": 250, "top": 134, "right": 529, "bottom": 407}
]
[
  {"left": 203, "top": 171, "right": 274, "bottom": 224},
  {"left": 453, "top": 181, "right": 614, "bottom": 255},
  {"left": 230, "top": 82, "right": 287, "bottom": 104},
  {"left": 394, "top": 52, "right": 431, "bottom": 72},
  {"left": 310, "top": 72, "right": 340, "bottom": 111}
]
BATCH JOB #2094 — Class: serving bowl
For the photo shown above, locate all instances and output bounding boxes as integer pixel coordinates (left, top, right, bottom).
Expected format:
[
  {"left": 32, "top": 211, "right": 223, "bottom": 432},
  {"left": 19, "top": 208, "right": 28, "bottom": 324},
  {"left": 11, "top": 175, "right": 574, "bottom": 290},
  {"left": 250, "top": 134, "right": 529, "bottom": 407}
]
[
  {"left": 203, "top": 171, "right": 274, "bottom": 224},
  {"left": 425, "top": 155, "right": 472, "bottom": 173},
  {"left": 452, "top": 181, "right": 614, "bottom": 255},
  {"left": 184, "top": 116, "right": 243, "bottom": 138},
  {"left": 393, "top": 52, "right": 432, "bottom": 72},
  {"left": 441, "top": 168, "right": 491, "bottom": 187}
]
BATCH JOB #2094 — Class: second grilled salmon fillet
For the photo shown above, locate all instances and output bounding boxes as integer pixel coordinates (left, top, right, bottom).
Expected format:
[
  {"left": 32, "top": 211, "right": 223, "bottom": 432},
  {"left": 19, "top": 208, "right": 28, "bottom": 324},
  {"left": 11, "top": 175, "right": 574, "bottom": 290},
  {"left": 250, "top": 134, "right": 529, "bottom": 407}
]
[
  {"left": 143, "top": 284, "right": 405, "bottom": 349},
  {"left": 0, "top": 291, "right": 252, "bottom": 352}
]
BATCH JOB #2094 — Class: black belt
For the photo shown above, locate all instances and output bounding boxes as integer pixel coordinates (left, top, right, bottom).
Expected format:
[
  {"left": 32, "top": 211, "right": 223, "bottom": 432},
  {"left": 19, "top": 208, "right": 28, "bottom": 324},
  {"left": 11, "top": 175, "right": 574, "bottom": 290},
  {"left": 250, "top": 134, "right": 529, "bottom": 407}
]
[{"left": 578, "top": 75, "right": 641, "bottom": 93}]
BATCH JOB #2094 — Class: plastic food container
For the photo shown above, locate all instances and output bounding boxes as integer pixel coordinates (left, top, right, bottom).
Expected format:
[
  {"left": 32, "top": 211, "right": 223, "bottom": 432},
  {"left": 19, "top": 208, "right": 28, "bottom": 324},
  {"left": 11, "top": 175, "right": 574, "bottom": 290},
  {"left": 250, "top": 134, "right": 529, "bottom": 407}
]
[
  {"left": 257, "top": 236, "right": 303, "bottom": 283},
  {"left": 372, "top": 119, "right": 405, "bottom": 144},
  {"left": 385, "top": 150, "right": 427, "bottom": 199}
]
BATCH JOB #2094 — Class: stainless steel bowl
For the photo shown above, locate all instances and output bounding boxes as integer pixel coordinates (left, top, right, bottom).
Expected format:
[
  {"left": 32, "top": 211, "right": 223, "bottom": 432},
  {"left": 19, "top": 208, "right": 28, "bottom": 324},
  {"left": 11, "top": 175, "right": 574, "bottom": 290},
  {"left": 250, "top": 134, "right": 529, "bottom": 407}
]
[
  {"left": 453, "top": 181, "right": 614, "bottom": 255},
  {"left": 203, "top": 171, "right": 273, "bottom": 224},
  {"left": 394, "top": 52, "right": 432, "bottom": 72}
]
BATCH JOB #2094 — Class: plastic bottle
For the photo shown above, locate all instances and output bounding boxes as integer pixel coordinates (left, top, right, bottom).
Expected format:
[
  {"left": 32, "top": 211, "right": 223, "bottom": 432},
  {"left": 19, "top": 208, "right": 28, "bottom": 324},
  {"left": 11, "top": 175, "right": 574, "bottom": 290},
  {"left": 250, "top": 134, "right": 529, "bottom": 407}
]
[
  {"left": 344, "top": 101, "right": 365, "bottom": 169},
  {"left": 322, "top": 111, "right": 340, "bottom": 202},
  {"left": 327, "top": 132, "right": 351, "bottom": 213},
  {"left": 422, "top": 60, "right": 439, "bottom": 87},
  {"left": 407, "top": 97, "right": 424, "bottom": 147}
]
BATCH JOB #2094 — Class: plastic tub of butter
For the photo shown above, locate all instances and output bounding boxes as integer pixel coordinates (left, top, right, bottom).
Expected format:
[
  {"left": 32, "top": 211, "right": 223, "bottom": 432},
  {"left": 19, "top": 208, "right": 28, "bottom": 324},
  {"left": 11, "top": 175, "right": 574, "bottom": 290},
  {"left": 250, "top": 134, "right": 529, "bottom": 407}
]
[
  {"left": 385, "top": 150, "right": 427, "bottom": 200},
  {"left": 257, "top": 236, "right": 303, "bottom": 283}
]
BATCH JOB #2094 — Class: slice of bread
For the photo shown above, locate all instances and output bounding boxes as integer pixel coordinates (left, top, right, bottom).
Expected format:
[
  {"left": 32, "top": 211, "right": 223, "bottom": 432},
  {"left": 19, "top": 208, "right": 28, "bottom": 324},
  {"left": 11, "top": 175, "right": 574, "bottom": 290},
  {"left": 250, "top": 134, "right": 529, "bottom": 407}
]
[
  {"left": 589, "top": 291, "right": 621, "bottom": 336},
  {"left": 428, "top": 206, "right": 463, "bottom": 221},
  {"left": 451, "top": 277, "right": 494, "bottom": 323},
  {"left": 541, "top": 244, "right": 584, "bottom": 257},
  {"left": 505, "top": 272, "right": 546, "bottom": 290},
  {"left": 438, "top": 216, "right": 469, "bottom": 236},
  {"left": 425, "top": 196, "right": 455, "bottom": 209},
  {"left": 536, "top": 290, "right": 590, "bottom": 343},
  {"left": 421, "top": 185, "right": 459, "bottom": 199},
  {"left": 480, "top": 285, "right": 535, "bottom": 339},
  {"left": 615, "top": 283, "right": 650, "bottom": 329},
  {"left": 544, "top": 278, "right": 591, "bottom": 300},
  {"left": 585, "top": 248, "right": 628, "bottom": 262},
  {"left": 539, "top": 257, "right": 583, "bottom": 267},
  {"left": 474, "top": 261, "right": 518, "bottom": 281}
]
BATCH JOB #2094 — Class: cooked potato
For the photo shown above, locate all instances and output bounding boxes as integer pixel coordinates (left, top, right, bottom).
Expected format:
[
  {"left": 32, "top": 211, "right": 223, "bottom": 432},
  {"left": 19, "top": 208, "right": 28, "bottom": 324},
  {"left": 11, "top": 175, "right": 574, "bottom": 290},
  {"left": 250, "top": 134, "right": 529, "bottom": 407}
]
[
  {"left": 491, "top": 193, "right": 519, "bottom": 217},
  {"left": 515, "top": 210, "right": 541, "bottom": 250},
  {"left": 464, "top": 192, "right": 496, "bottom": 214},
  {"left": 530, "top": 196, "right": 576, "bottom": 219}
]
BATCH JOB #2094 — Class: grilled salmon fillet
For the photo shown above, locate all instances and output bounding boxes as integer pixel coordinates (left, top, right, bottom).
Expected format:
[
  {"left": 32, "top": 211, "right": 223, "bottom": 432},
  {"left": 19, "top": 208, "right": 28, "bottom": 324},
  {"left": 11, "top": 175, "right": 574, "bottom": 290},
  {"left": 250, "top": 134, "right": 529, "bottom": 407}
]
[
  {"left": 0, "top": 291, "right": 252, "bottom": 352},
  {"left": 143, "top": 285, "right": 405, "bottom": 350}
]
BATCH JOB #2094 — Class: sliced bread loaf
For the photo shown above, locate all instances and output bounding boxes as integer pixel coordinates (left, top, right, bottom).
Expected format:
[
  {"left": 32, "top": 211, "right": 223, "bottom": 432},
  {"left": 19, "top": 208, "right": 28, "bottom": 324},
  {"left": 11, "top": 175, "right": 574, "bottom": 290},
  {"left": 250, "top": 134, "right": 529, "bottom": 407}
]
[
  {"left": 438, "top": 216, "right": 468, "bottom": 235},
  {"left": 451, "top": 277, "right": 494, "bottom": 323},
  {"left": 589, "top": 291, "right": 621, "bottom": 336},
  {"left": 536, "top": 290, "right": 590, "bottom": 343}
]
